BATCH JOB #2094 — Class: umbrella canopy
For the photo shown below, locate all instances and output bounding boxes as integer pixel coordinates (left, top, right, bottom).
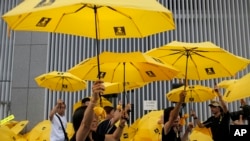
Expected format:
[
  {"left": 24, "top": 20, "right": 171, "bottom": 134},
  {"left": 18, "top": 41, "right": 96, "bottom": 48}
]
[
  {"left": 217, "top": 79, "right": 238, "bottom": 89},
  {"left": 0, "top": 126, "right": 17, "bottom": 141},
  {"left": 166, "top": 85, "right": 217, "bottom": 103},
  {"left": 2, "top": 0, "right": 175, "bottom": 39},
  {"left": 189, "top": 126, "right": 213, "bottom": 141},
  {"left": 146, "top": 41, "right": 250, "bottom": 82},
  {"left": 120, "top": 118, "right": 140, "bottom": 141},
  {"left": 132, "top": 110, "right": 163, "bottom": 141},
  {"left": 34, "top": 71, "right": 87, "bottom": 92},
  {"left": 10, "top": 120, "right": 29, "bottom": 135},
  {"left": 103, "top": 82, "right": 147, "bottom": 95},
  {"left": 68, "top": 51, "right": 180, "bottom": 83},
  {"left": 223, "top": 73, "right": 250, "bottom": 102},
  {"left": 24, "top": 120, "right": 51, "bottom": 141},
  {"left": 2, "top": 0, "right": 175, "bottom": 83}
]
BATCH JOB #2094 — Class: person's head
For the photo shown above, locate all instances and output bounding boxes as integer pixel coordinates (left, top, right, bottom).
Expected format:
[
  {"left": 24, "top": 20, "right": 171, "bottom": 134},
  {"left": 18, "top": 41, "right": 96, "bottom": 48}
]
[
  {"left": 72, "top": 106, "right": 99, "bottom": 132},
  {"left": 103, "top": 106, "right": 115, "bottom": 119},
  {"left": 57, "top": 102, "right": 66, "bottom": 116},
  {"left": 208, "top": 101, "right": 223, "bottom": 115},
  {"left": 81, "top": 97, "right": 90, "bottom": 106},
  {"left": 163, "top": 107, "right": 181, "bottom": 127}
]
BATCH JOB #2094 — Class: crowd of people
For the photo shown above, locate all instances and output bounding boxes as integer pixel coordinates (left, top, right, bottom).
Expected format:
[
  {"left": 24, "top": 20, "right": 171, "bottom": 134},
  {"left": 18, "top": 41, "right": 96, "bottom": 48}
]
[{"left": 49, "top": 80, "right": 250, "bottom": 141}]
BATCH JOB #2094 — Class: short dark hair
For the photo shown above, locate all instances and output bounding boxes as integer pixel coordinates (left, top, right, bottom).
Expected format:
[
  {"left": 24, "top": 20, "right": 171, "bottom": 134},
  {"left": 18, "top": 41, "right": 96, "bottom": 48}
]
[
  {"left": 103, "top": 106, "right": 114, "bottom": 114},
  {"left": 81, "top": 97, "right": 90, "bottom": 104},
  {"left": 163, "top": 107, "right": 182, "bottom": 123}
]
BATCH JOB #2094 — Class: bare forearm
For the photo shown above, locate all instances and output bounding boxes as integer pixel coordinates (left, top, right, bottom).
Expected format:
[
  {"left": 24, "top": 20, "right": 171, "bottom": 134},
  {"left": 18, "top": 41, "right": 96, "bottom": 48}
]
[
  {"left": 112, "top": 122, "right": 125, "bottom": 140},
  {"left": 82, "top": 101, "right": 96, "bottom": 127},
  {"left": 49, "top": 105, "right": 58, "bottom": 120}
]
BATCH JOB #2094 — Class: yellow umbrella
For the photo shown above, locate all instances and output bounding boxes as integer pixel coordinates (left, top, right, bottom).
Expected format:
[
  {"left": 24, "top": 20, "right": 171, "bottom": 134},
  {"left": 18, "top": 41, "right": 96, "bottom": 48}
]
[
  {"left": 132, "top": 110, "right": 163, "bottom": 141},
  {"left": 146, "top": 41, "right": 250, "bottom": 82},
  {"left": 166, "top": 85, "right": 217, "bottom": 103},
  {"left": 34, "top": 71, "right": 87, "bottom": 92},
  {"left": 0, "top": 126, "right": 17, "bottom": 141},
  {"left": 217, "top": 79, "right": 238, "bottom": 89},
  {"left": 189, "top": 126, "right": 213, "bottom": 141},
  {"left": 2, "top": 0, "right": 175, "bottom": 39},
  {"left": 73, "top": 96, "right": 113, "bottom": 112},
  {"left": 2, "top": 0, "right": 175, "bottom": 82},
  {"left": 68, "top": 51, "right": 180, "bottom": 83},
  {"left": 103, "top": 82, "right": 147, "bottom": 95},
  {"left": 223, "top": 72, "right": 250, "bottom": 102},
  {"left": 10, "top": 120, "right": 29, "bottom": 135},
  {"left": 119, "top": 118, "right": 140, "bottom": 141},
  {"left": 24, "top": 120, "right": 51, "bottom": 141}
]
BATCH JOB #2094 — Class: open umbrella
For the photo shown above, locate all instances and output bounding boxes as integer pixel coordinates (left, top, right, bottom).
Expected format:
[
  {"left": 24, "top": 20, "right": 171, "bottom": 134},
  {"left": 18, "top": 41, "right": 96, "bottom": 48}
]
[
  {"left": 189, "top": 126, "right": 213, "bottom": 141},
  {"left": 2, "top": 0, "right": 175, "bottom": 80},
  {"left": 217, "top": 79, "right": 238, "bottom": 89},
  {"left": 0, "top": 126, "right": 17, "bottom": 141},
  {"left": 68, "top": 51, "right": 179, "bottom": 83},
  {"left": 103, "top": 82, "right": 147, "bottom": 95},
  {"left": 119, "top": 118, "right": 140, "bottom": 141},
  {"left": 223, "top": 72, "right": 250, "bottom": 102},
  {"left": 34, "top": 71, "right": 87, "bottom": 92},
  {"left": 68, "top": 51, "right": 179, "bottom": 103},
  {"left": 132, "top": 110, "right": 163, "bottom": 141},
  {"left": 24, "top": 120, "right": 51, "bottom": 141},
  {"left": 10, "top": 120, "right": 29, "bottom": 135},
  {"left": 146, "top": 41, "right": 250, "bottom": 86},
  {"left": 166, "top": 85, "right": 217, "bottom": 103}
]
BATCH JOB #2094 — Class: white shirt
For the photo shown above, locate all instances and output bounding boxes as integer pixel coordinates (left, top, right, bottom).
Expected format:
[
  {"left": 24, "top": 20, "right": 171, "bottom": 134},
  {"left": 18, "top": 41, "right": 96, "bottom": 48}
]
[{"left": 50, "top": 113, "right": 67, "bottom": 141}]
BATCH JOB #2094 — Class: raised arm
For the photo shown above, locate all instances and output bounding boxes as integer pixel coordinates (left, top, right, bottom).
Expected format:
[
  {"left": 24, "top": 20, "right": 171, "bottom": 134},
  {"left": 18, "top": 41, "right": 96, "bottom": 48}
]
[
  {"left": 49, "top": 99, "right": 63, "bottom": 121},
  {"left": 105, "top": 104, "right": 130, "bottom": 141},
  {"left": 76, "top": 80, "right": 104, "bottom": 141},
  {"left": 164, "top": 91, "right": 186, "bottom": 134}
]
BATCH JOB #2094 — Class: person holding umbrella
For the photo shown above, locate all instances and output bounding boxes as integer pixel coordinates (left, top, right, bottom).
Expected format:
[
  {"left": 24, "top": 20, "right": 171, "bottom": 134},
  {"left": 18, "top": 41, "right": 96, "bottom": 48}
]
[
  {"left": 191, "top": 88, "right": 230, "bottom": 141},
  {"left": 70, "top": 80, "right": 129, "bottom": 141},
  {"left": 162, "top": 91, "right": 194, "bottom": 141}
]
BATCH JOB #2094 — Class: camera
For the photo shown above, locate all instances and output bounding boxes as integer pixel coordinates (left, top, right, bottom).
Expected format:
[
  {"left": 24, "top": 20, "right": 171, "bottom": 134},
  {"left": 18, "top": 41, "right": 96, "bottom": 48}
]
[{"left": 230, "top": 105, "right": 250, "bottom": 121}]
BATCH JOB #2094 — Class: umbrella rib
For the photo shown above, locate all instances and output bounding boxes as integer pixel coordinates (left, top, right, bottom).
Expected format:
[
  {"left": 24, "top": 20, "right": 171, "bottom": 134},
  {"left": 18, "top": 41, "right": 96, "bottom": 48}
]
[
  {"left": 191, "top": 51, "right": 234, "bottom": 76},
  {"left": 107, "top": 6, "right": 143, "bottom": 36}
]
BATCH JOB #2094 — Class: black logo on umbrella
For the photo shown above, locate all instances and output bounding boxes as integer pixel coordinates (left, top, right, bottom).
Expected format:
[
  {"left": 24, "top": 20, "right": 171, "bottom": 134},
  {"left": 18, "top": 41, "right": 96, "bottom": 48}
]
[
  {"left": 205, "top": 67, "right": 215, "bottom": 75},
  {"left": 123, "top": 133, "right": 129, "bottom": 138},
  {"left": 62, "top": 84, "right": 68, "bottom": 89},
  {"left": 36, "top": 17, "right": 51, "bottom": 27},
  {"left": 146, "top": 71, "right": 156, "bottom": 77},
  {"left": 98, "top": 72, "right": 106, "bottom": 78},
  {"left": 114, "top": 26, "right": 126, "bottom": 36}
]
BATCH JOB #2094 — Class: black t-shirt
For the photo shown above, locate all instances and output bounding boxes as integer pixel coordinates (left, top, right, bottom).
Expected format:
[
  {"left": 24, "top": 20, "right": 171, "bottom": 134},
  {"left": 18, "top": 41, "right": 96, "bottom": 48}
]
[
  {"left": 161, "top": 127, "right": 181, "bottom": 141},
  {"left": 96, "top": 119, "right": 117, "bottom": 135},
  {"left": 70, "top": 131, "right": 105, "bottom": 141},
  {"left": 203, "top": 112, "right": 230, "bottom": 141}
]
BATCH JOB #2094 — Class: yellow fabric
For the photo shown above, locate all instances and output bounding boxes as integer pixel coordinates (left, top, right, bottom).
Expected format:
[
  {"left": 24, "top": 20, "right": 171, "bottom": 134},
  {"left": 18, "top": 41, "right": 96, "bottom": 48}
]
[
  {"left": 10, "top": 120, "right": 29, "bottom": 135},
  {"left": 35, "top": 71, "right": 87, "bottom": 92},
  {"left": 146, "top": 41, "right": 250, "bottom": 80},
  {"left": 223, "top": 72, "right": 250, "bottom": 102},
  {"left": 120, "top": 118, "right": 140, "bottom": 141},
  {"left": 24, "top": 120, "right": 74, "bottom": 141},
  {"left": 132, "top": 110, "right": 163, "bottom": 141},
  {"left": 166, "top": 85, "right": 217, "bottom": 103},
  {"left": 103, "top": 82, "right": 147, "bottom": 95},
  {"left": 217, "top": 79, "right": 237, "bottom": 89},
  {"left": 0, "top": 126, "right": 17, "bottom": 141},
  {"left": 189, "top": 126, "right": 213, "bottom": 141},
  {"left": 2, "top": 0, "right": 175, "bottom": 39},
  {"left": 68, "top": 51, "right": 180, "bottom": 82}
]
